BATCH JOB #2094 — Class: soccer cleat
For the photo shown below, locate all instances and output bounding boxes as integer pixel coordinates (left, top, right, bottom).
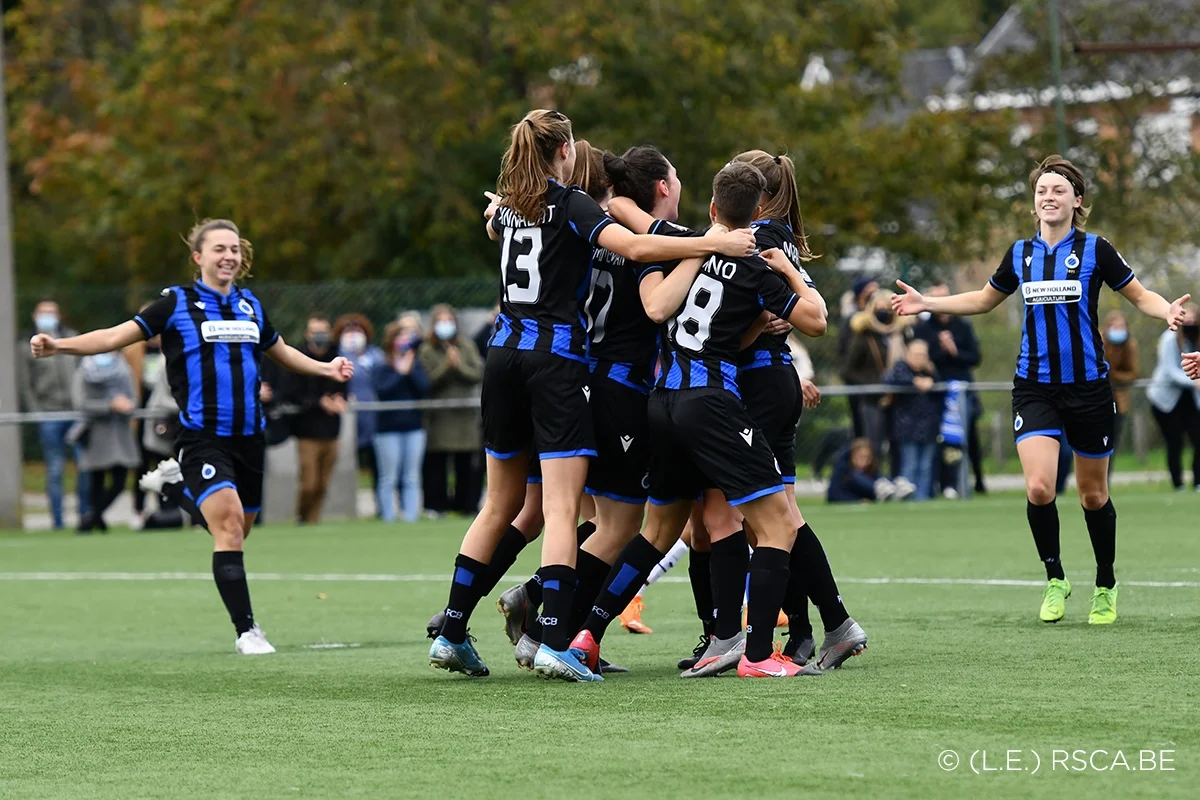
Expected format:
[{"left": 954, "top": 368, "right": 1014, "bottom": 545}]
[
  {"left": 139, "top": 458, "right": 183, "bottom": 495},
  {"left": 429, "top": 633, "right": 490, "bottom": 677},
  {"left": 496, "top": 583, "right": 529, "bottom": 646},
  {"left": 568, "top": 629, "right": 601, "bottom": 673},
  {"left": 235, "top": 624, "right": 276, "bottom": 655},
  {"left": 1088, "top": 584, "right": 1118, "bottom": 625},
  {"left": 514, "top": 633, "right": 539, "bottom": 670},
  {"left": 814, "top": 617, "right": 868, "bottom": 670},
  {"left": 1039, "top": 577, "right": 1071, "bottom": 623},
  {"left": 533, "top": 644, "right": 603, "bottom": 682},
  {"left": 599, "top": 657, "right": 628, "bottom": 674},
  {"left": 425, "top": 610, "right": 445, "bottom": 640},
  {"left": 782, "top": 629, "right": 816, "bottom": 665},
  {"left": 681, "top": 631, "right": 746, "bottom": 678},
  {"left": 677, "top": 633, "right": 712, "bottom": 670},
  {"left": 618, "top": 596, "right": 653, "bottom": 634},
  {"left": 737, "top": 644, "right": 822, "bottom": 678}
]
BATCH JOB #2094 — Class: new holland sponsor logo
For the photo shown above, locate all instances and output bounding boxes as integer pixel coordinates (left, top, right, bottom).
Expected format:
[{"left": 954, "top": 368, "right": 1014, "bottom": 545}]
[
  {"left": 1021, "top": 280, "right": 1082, "bottom": 305},
  {"left": 200, "top": 320, "right": 260, "bottom": 343}
]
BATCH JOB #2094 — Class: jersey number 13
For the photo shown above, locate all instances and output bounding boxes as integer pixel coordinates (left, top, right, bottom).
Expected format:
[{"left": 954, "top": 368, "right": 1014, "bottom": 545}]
[{"left": 500, "top": 227, "right": 543, "bottom": 304}]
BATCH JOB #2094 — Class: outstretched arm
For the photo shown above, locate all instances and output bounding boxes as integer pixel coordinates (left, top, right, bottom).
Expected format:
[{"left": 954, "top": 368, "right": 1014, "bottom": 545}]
[
  {"left": 265, "top": 338, "right": 354, "bottom": 382},
  {"left": 606, "top": 197, "right": 656, "bottom": 235},
  {"left": 596, "top": 222, "right": 755, "bottom": 264},
  {"left": 30, "top": 321, "right": 145, "bottom": 358},
  {"left": 639, "top": 258, "right": 705, "bottom": 323},
  {"left": 1118, "top": 279, "right": 1190, "bottom": 331},
  {"left": 892, "top": 280, "right": 1007, "bottom": 317}
]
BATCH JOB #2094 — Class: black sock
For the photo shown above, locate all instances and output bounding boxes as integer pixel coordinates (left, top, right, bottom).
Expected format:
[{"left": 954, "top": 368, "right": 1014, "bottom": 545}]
[
  {"left": 793, "top": 523, "right": 849, "bottom": 632},
  {"left": 569, "top": 550, "right": 612, "bottom": 634},
  {"left": 476, "top": 526, "right": 529, "bottom": 598},
  {"left": 536, "top": 564, "right": 576, "bottom": 651},
  {"left": 581, "top": 534, "right": 665, "bottom": 644},
  {"left": 1083, "top": 499, "right": 1117, "bottom": 588},
  {"left": 576, "top": 520, "right": 597, "bottom": 547},
  {"left": 745, "top": 546, "right": 790, "bottom": 662},
  {"left": 687, "top": 548, "right": 714, "bottom": 632},
  {"left": 710, "top": 530, "right": 749, "bottom": 640},
  {"left": 170, "top": 484, "right": 209, "bottom": 532},
  {"left": 212, "top": 551, "right": 254, "bottom": 635},
  {"left": 523, "top": 574, "right": 543, "bottom": 642},
  {"left": 441, "top": 554, "right": 489, "bottom": 644},
  {"left": 1027, "top": 499, "right": 1065, "bottom": 581}
]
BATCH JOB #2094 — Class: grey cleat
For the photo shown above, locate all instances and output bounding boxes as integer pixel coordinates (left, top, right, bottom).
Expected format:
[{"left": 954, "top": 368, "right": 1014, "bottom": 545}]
[
  {"left": 497, "top": 583, "right": 529, "bottom": 646},
  {"left": 514, "top": 633, "right": 539, "bottom": 671},
  {"left": 814, "top": 618, "right": 868, "bottom": 670},
  {"left": 681, "top": 631, "right": 746, "bottom": 678}
]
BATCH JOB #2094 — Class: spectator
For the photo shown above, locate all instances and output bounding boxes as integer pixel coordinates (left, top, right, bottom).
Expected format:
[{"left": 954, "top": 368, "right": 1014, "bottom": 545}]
[
  {"left": 419, "top": 304, "right": 484, "bottom": 515},
  {"left": 914, "top": 283, "right": 987, "bottom": 494},
  {"left": 373, "top": 319, "right": 432, "bottom": 522},
  {"left": 335, "top": 313, "right": 385, "bottom": 516},
  {"left": 282, "top": 314, "right": 348, "bottom": 524},
  {"left": 473, "top": 303, "right": 499, "bottom": 361},
  {"left": 140, "top": 354, "right": 186, "bottom": 530},
  {"left": 842, "top": 289, "right": 913, "bottom": 462},
  {"left": 884, "top": 339, "right": 941, "bottom": 501},
  {"left": 123, "top": 302, "right": 167, "bottom": 528},
  {"left": 1101, "top": 309, "right": 1138, "bottom": 475},
  {"left": 1146, "top": 304, "right": 1200, "bottom": 491},
  {"left": 826, "top": 438, "right": 912, "bottom": 503},
  {"left": 70, "top": 351, "right": 140, "bottom": 532},
  {"left": 838, "top": 276, "right": 879, "bottom": 436},
  {"left": 18, "top": 300, "right": 93, "bottom": 529}
]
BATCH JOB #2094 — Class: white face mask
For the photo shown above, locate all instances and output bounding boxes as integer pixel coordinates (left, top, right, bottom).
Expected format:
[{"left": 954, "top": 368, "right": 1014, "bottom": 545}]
[
  {"left": 434, "top": 320, "right": 457, "bottom": 341},
  {"left": 341, "top": 331, "right": 367, "bottom": 353},
  {"left": 35, "top": 313, "right": 59, "bottom": 333},
  {"left": 91, "top": 353, "right": 115, "bottom": 368}
]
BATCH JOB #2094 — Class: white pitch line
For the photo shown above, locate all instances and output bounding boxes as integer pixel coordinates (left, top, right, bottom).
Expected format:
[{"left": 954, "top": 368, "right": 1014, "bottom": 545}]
[{"left": 0, "top": 572, "right": 1196, "bottom": 589}]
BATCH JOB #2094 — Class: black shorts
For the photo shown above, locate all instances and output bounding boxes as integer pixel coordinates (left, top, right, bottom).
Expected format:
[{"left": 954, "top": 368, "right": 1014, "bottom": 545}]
[
  {"left": 740, "top": 365, "right": 802, "bottom": 483},
  {"left": 481, "top": 348, "right": 596, "bottom": 460},
  {"left": 176, "top": 428, "right": 265, "bottom": 513},
  {"left": 1012, "top": 378, "right": 1115, "bottom": 458},
  {"left": 585, "top": 372, "right": 650, "bottom": 504},
  {"left": 647, "top": 388, "right": 785, "bottom": 507}
]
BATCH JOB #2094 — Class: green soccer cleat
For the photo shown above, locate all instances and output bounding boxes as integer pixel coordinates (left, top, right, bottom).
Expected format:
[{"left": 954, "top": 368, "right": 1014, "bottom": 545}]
[
  {"left": 1039, "top": 577, "right": 1071, "bottom": 623},
  {"left": 1088, "top": 585, "right": 1118, "bottom": 625}
]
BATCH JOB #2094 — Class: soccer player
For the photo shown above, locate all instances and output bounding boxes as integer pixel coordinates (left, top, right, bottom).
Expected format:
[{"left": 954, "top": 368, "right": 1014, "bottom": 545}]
[
  {"left": 427, "top": 109, "right": 757, "bottom": 682},
  {"left": 29, "top": 219, "right": 353, "bottom": 653},
  {"left": 892, "top": 155, "right": 1190, "bottom": 624},
  {"left": 571, "top": 161, "right": 828, "bottom": 678}
]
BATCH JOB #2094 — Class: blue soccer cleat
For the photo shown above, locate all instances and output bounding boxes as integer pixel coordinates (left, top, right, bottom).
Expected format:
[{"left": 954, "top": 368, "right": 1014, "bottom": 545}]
[
  {"left": 429, "top": 634, "right": 490, "bottom": 678},
  {"left": 532, "top": 644, "right": 603, "bottom": 682}
]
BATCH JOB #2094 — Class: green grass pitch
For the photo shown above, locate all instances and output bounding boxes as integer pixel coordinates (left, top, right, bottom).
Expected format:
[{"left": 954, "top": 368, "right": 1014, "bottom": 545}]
[{"left": 2, "top": 488, "right": 1197, "bottom": 799}]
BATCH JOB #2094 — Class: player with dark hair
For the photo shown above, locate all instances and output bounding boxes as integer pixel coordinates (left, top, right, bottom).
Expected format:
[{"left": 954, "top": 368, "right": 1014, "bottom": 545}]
[
  {"left": 893, "top": 155, "right": 1190, "bottom": 625},
  {"left": 30, "top": 219, "right": 353, "bottom": 653}
]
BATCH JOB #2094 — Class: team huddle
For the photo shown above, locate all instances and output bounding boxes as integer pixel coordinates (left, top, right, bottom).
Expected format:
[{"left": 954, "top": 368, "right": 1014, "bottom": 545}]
[{"left": 26, "top": 108, "right": 1190, "bottom": 673}]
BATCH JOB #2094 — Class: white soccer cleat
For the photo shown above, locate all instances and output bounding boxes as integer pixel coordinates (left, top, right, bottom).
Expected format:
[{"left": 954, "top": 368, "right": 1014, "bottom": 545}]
[
  {"left": 139, "top": 458, "right": 183, "bottom": 495},
  {"left": 235, "top": 624, "right": 276, "bottom": 655}
]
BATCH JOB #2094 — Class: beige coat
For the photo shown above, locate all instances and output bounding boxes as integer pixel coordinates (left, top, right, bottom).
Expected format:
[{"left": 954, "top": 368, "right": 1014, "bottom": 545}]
[{"left": 419, "top": 336, "right": 484, "bottom": 452}]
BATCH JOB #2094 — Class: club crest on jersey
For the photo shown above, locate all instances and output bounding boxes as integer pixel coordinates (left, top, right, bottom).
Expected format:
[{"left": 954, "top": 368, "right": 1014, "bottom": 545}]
[
  {"left": 194, "top": 301, "right": 206, "bottom": 310},
  {"left": 238, "top": 299, "right": 256, "bottom": 318},
  {"left": 1064, "top": 253, "right": 1081, "bottom": 276},
  {"left": 1014, "top": 413, "right": 1024, "bottom": 432}
]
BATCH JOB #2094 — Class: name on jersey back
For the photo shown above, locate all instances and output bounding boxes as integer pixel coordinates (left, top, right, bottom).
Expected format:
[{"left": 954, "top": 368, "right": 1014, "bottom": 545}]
[{"left": 494, "top": 205, "right": 557, "bottom": 229}]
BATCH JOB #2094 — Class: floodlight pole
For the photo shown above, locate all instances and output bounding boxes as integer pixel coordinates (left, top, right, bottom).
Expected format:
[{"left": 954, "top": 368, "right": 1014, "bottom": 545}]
[
  {"left": 0, "top": 32, "right": 20, "bottom": 528},
  {"left": 1049, "top": 0, "right": 1069, "bottom": 155}
]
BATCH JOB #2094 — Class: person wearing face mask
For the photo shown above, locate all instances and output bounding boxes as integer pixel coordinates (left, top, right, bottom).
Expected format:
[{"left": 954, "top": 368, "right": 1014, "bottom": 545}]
[
  {"left": 1146, "top": 303, "right": 1200, "bottom": 491},
  {"left": 17, "top": 299, "right": 92, "bottom": 529},
  {"left": 280, "top": 313, "right": 349, "bottom": 524},
  {"left": 1101, "top": 310, "right": 1138, "bottom": 477},
  {"left": 418, "top": 304, "right": 484, "bottom": 516},
  {"left": 70, "top": 350, "right": 141, "bottom": 532},
  {"left": 373, "top": 319, "right": 432, "bottom": 522},
  {"left": 334, "top": 314, "right": 385, "bottom": 516}
]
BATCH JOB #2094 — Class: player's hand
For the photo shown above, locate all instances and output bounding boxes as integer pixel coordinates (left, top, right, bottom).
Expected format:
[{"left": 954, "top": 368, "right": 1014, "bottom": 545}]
[
  {"left": 30, "top": 333, "right": 57, "bottom": 358},
  {"left": 483, "top": 191, "right": 502, "bottom": 221},
  {"left": 800, "top": 378, "right": 821, "bottom": 409},
  {"left": 763, "top": 314, "right": 792, "bottom": 336},
  {"left": 891, "top": 280, "right": 928, "bottom": 316},
  {"left": 759, "top": 248, "right": 794, "bottom": 276},
  {"left": 327, "top": 356, "right": 354, "bottom": 383},
  {"left": 1166, "top": 293, "right": 1191, "bottom": 331},
  {"left": 1184, "top": 352, "right": 1200, "bottom": 380},
  {"left": 707, "top": 226, "right": 756, "bottom": 257}
]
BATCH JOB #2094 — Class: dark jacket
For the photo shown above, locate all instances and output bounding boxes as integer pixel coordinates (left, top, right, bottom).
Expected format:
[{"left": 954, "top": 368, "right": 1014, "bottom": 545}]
[
  {"left": 281, "top": 343, "right": 346, "bottom": 440},
  {"left": 827, "top": 445, "right": 878, "bottom": 503},
  {"left": 373, "top": 357, "right": 432, "bottom": 434},
  {"left": 884, "top": 361, "right": 942, "bottom": 444},
  {"left": 473, "top": 320, "right": 494, "bottom": 363},
  {"left": 913, "top": 316, "right": 981, "bottom": 383}
]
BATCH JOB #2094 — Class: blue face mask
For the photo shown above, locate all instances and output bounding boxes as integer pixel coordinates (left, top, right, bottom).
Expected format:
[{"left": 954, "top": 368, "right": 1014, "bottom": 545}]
[
  {"left": 91, "top": 353, "right": 115, "bottom": 368},
  {"left": 1106, "top": 328, "right": 1128, "bottom": 345},
  {"left": 34, "top": 313, "right": 58, "bottom": 333}
]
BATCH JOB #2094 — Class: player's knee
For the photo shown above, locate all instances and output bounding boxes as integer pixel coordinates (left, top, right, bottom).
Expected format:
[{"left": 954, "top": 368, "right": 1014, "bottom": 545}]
[
  {"left": 1078, "top": 486, "right": 1109, "bottom": 511},
  {"left": 210, "top": 506, "right": 246, "bottom": 547},
  {"left": 702, "top": 504, "right": 738, "bottom": 539},
  {"left": 1026, "top": 479, "right": 1056, "bottom": 506}
]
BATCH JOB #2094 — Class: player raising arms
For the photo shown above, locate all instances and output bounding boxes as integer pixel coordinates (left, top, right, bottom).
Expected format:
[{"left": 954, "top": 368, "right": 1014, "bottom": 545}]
[
  {"left": 428, "top": 110, "right": 757, "bottom": 682},
  {"left": 893, "top": 156, "right": 1190, "bottom": 624},
  {"left": 30, "top": 220, "right": 353, "bottom": 653}
]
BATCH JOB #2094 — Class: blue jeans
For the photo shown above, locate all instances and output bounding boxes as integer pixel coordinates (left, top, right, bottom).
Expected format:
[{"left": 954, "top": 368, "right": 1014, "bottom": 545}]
[
  {"left": 899, "top": 441, "right": 937, "bottom": 501},
  {"left": 374, "top": 430, "right": 427, "bottom": 522},
  {"left": 38, "top": 420, "right": 91, "bottom": 528}
]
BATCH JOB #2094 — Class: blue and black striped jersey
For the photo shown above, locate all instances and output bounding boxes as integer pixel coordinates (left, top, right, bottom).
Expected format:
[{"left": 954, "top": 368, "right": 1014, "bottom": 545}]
[
  {"left": 739, "top": 218, "right": 816, "bottom": 371},
  {"left": 584, "top": 229, "right": 658, "bottom": 391},
  {"left": 135, "top": 282, "right": 280, "bottom": 437},
  {"left": 990, "top": 229, "right": 1134, "bottom": 384},
  {"left": 487, "top": 180, "right": 613, "bottom": 363}
]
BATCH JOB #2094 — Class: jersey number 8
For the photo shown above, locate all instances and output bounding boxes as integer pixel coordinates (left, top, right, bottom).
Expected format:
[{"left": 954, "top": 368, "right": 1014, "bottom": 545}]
[
  {"left": 670, "top": 274, "right": 724, "bottom": 351},
  {"left": 500, "top": 227, "right": 543, "bottom": 303}
]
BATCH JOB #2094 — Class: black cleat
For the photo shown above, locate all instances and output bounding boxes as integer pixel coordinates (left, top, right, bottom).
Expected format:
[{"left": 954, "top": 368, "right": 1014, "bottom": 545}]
[
  {"left": 426, "top": 610, "right": 446, "bottom": 640},
  {"left": 599, "top": 657, "right": 628, "bottom": 674},
  {"left": 677, "top": 633, "right": 711, "bottom": 671}
]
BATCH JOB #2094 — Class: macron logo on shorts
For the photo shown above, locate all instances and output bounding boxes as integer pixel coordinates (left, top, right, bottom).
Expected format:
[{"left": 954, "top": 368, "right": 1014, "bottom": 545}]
[
  {"left": 620, "top": 435, "right": 634, "bottom": 452},
  {"left": 582, "top": 386, "right": 591, "bottom": 402},
  {"left": 739, "top": 428, "right": 753, "bottom": 446}
]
